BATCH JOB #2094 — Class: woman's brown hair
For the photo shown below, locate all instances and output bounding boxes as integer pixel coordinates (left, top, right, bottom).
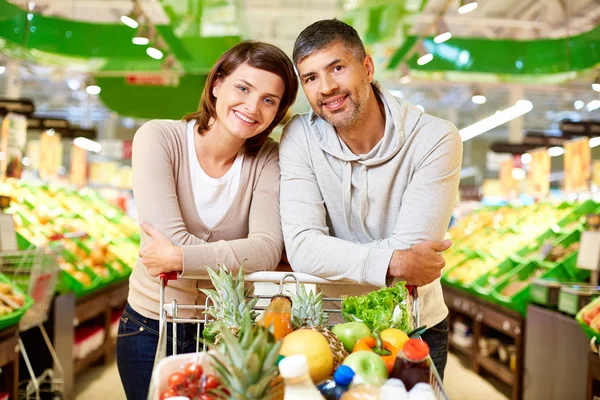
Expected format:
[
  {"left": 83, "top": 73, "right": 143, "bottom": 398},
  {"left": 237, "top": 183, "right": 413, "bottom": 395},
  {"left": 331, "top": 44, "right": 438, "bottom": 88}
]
[{"left": 183, "top": 41, "right": 298, "bottom": 153}]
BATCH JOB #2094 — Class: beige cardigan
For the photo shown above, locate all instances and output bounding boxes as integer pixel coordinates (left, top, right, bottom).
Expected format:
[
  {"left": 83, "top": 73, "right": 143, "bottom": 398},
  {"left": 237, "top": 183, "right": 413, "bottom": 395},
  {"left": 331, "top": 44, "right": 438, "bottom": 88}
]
[{"left": 128, "top": 119, "right": 283, "bottom": 320}]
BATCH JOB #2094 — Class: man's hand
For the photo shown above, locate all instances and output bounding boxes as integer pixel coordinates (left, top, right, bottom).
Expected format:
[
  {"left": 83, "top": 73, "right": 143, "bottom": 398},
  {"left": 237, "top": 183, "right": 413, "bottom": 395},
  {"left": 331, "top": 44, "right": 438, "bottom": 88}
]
[
  {"left": 387, "top": 240, "right": 452, "bottom": 286},
  {"left": 138, "top": 222, "right": 183, "bottom": 277}
]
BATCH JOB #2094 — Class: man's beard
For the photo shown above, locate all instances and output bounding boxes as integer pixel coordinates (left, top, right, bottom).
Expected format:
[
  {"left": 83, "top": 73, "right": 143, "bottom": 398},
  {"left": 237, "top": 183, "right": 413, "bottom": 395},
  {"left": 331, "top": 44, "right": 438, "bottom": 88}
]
[{"left": 314, "top": 80, "right": 370, "bottom": 129}]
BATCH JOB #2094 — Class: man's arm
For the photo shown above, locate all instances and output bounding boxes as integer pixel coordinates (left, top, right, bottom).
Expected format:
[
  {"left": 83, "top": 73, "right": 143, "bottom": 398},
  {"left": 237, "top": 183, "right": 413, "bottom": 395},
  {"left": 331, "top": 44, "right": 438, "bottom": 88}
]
[{"left": 279, "top": 117, "right": 394, "bottom": 288}]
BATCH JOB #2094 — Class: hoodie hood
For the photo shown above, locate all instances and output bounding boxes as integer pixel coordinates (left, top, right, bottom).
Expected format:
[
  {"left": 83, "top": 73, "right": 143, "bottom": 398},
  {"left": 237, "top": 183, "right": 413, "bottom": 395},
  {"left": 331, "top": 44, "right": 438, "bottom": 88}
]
[{"left": 307, "top": 80, "right": 424, "bottom": 241}]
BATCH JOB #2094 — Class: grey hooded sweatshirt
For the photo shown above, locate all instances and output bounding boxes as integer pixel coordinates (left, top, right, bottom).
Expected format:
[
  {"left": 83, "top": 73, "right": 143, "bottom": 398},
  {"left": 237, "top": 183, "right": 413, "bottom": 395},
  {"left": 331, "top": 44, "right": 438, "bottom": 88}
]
[{"left": 279, "top": 81, "right": 462, "bottom": 329}]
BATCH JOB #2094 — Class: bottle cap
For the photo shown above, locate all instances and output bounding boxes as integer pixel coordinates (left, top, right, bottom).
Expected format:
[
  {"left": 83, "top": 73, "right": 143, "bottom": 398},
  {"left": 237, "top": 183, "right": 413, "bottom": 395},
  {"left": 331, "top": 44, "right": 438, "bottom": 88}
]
[
  {"left": 333, "top": 365, "right": 355, "bottom": 385},
  {"left": 402, "top": 338, "right": 430, "bottom": 361},
  {"left": 278, "top": 355, "right": 309, "bottom": 378}
]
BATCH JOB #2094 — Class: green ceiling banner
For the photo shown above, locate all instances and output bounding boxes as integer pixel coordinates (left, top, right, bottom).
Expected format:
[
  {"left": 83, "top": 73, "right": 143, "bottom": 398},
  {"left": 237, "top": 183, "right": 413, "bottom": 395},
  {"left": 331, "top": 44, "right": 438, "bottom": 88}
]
[
  {"left": 388, "top": 24, "right": 600, "bottom": 75},
  {"left": 96, "top": 74, "right": 207, "bottom": 120}
]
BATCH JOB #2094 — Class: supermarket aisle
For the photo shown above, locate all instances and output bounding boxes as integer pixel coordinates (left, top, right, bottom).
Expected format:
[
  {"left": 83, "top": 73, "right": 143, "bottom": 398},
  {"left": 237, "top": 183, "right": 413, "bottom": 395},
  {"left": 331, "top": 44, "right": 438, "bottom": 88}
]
[{"left": 74, "top": 352, "right": 509, "bottom": 399}]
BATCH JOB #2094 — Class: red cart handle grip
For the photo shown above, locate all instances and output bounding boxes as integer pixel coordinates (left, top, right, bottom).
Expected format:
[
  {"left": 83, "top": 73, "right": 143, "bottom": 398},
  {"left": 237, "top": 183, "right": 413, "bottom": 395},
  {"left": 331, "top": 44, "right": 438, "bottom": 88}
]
[
  {"left": 407, "top": 285, "right": 418, "bottom": 297},
  {"left": 159, "top": 272, "right": 177, "bottom": 284}
]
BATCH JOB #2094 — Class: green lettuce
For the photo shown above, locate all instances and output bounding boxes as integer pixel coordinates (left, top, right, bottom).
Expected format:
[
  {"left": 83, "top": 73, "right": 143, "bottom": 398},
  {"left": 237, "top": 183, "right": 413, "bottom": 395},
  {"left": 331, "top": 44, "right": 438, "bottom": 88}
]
[{"left": 341, "top": 282, "right": 411, "bottom": 333}]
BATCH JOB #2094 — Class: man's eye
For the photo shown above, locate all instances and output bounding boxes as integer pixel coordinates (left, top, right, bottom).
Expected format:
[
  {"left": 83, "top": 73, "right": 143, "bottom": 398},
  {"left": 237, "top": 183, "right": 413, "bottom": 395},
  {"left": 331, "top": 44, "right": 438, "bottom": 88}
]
[
  {"left": 333, "top": 66, "right": 344, "bottom": 72},
  {"left": 305, "top": 76, "right": 316, "bottom": 83}
]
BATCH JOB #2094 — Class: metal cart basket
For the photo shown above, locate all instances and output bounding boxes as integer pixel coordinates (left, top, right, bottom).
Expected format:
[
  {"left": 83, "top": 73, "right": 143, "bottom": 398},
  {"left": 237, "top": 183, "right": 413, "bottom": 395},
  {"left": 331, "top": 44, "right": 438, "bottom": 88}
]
[
  {"left": 0, "top": 246, "right": 64, "bottom": 400},
  {"left": 149, "top": 271, "right": 448, "bottom": 400}
]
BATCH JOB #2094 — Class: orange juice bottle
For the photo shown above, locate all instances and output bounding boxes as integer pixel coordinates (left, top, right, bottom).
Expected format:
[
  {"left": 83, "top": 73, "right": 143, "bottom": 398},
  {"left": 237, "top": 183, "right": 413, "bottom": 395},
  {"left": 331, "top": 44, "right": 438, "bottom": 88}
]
[{"left": 262, "top": 294, "right": 293, "bottom": 340}]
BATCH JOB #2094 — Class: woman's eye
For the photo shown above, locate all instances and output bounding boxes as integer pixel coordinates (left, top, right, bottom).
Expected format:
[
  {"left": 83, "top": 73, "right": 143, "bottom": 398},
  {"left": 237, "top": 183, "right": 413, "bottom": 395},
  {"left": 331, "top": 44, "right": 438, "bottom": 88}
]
[
  {"left": 237, "top": 85, "right": 248, "bottom": 92},
  {"left": 264, "top": 98, "right": 274, "bottom": 105}
]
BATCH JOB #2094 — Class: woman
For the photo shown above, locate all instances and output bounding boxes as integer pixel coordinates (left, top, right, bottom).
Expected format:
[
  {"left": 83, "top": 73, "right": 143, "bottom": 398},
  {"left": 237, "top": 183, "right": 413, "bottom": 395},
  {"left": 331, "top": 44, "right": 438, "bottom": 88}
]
[{"left": 116, "top": 41, "right": 298, "bottom": 400}]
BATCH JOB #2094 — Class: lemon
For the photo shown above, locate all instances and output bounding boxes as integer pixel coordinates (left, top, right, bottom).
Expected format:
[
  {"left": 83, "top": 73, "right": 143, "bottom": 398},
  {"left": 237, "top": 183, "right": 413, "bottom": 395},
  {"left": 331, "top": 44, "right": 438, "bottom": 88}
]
[
  {"left": 280, "top": 329, "right": 334, "bottom": 383},
  {"left": 380, "top": 328, "right": 409, "bottom": 351}
]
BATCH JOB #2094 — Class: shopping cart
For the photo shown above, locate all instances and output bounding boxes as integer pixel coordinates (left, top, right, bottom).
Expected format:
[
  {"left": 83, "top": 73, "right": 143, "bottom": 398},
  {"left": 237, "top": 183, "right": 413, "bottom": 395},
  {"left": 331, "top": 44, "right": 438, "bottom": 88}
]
[
  {"left": 148, "top": 271, "right": 448, "bottom": 400},
  {"left": 0, "top": 245, "right": 64, "bottom": 400}
]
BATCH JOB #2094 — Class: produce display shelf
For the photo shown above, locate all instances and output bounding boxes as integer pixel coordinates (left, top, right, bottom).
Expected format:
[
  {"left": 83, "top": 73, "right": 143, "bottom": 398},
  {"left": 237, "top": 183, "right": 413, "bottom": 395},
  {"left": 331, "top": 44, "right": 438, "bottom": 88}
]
[
  {"left": 449, "top": 339, "right": 473, "bottom": 357},
  {"left": 0, "top": 326, "right": 19, "bottom": 399},
  {"left": 478, "top": 354, "right": 515, "bottom": 386}
]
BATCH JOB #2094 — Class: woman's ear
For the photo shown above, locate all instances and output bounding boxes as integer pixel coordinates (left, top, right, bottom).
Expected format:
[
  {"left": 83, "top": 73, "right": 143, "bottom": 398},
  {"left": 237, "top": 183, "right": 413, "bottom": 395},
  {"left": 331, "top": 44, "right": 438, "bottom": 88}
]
[{"left": 212, "top": 78, "right": 222, "bottom": 97}]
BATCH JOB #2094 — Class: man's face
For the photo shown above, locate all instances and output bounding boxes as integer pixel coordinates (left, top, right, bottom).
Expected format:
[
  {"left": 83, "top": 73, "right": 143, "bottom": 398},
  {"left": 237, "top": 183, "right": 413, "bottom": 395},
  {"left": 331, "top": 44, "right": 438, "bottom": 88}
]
[{"left": 297, "top": 42, "right": 374, "bottom": 129}]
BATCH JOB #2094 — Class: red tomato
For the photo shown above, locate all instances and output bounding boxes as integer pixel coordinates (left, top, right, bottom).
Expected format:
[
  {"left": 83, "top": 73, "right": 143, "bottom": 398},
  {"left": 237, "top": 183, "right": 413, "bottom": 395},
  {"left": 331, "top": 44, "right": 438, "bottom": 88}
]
[
  {"left": 199, "top": 394, "right": 213, "bottom": 400},
  {"left": 160, "top": 389, "right": 177, "bottom": 399},
  {"left": 202, "top": 374, "right": 219, "bottom": 390},
  {"left": 168, "top": 372, "right": 186, "bottom": 390},
  {"left": 186, "top": 381, "right": 199, "bottom": 398},
  {"left": 184, "top": 363, "right": 204, "bottom": 380}
]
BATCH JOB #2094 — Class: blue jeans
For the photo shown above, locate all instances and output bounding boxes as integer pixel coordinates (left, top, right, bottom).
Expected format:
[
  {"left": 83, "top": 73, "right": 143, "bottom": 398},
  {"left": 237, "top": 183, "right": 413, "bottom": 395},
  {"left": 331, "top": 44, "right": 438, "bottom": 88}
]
[
  {"left": 421, "top": 317, "right": 449, "bottom": 381},
  {"left": 116, "top": 303, "right": 201, "bottom": 400}
]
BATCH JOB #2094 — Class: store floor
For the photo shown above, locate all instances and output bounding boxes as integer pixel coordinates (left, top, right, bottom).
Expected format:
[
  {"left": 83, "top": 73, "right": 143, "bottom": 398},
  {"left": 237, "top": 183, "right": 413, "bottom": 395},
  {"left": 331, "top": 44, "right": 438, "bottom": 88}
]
[{"left": 74, "top": 351, "right": 510, "bottom": 399}]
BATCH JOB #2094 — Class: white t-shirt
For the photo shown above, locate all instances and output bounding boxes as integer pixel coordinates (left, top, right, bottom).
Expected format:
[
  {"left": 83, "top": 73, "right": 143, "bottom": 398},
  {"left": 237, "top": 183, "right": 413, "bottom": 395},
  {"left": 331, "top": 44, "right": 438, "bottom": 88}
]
[{"left": 186, "top": 120, "right": 244, "bottom": 229}]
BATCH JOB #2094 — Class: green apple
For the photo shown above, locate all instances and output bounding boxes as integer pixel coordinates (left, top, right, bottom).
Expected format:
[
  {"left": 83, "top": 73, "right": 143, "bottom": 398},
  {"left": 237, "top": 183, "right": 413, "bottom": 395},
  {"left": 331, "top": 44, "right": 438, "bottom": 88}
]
[
  {"left": 332, "top": 322, "right": 371, "bottom": 352},
  {"left": 342, "top": 351, "right": 389, "bottom": 386}
]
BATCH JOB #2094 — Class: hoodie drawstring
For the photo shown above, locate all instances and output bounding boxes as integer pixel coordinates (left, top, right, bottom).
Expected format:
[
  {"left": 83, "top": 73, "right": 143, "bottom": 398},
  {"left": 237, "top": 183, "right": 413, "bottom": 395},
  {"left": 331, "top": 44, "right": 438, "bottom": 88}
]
[
  {"left": 359, "top": 165, "right": 373, "bottom": 240},
  {"left": 342, "top": 161, "right": 358, "bottom": 241}
]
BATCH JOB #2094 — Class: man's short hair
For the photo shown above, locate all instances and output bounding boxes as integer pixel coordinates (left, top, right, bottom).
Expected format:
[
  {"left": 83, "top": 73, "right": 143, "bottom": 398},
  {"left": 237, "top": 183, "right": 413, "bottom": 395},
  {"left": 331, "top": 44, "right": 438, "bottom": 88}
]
[{"left": 293, "top": 19, "right": 367, "bottom": 66}]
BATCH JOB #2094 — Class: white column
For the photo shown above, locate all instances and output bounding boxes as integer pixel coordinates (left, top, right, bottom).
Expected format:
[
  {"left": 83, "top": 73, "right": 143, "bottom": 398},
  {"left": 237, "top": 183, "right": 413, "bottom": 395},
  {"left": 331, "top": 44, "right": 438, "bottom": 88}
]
[
  {"left": 5, "top": 59, "right": 22, "bottom": 99},
  {"left": 508, "top": 85, "right": 525, "bottom": 144}
]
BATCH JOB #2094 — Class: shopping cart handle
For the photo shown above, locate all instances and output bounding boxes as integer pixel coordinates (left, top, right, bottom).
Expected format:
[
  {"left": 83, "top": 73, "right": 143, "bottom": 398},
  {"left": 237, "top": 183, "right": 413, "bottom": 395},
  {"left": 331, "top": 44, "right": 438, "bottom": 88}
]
[
  {"left": 159, "top": 272, "right": 178, "bottom": 283},
  {"left": 407, "top": 285, "right": 418, "bottom": 297}
]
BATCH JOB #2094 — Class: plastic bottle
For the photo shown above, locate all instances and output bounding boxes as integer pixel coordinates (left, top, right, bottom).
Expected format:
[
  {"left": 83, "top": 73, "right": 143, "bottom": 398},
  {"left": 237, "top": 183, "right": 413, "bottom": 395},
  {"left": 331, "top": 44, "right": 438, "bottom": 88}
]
[
  {"left": 407, "top": 383, "right": 435, "bottom": 400},
  {"left": 338, "top": 375, "right": 380, "bottom": 400},
  {"left": 262, "top": 294, "right": 293, "bottom": 340},
  {"left": 389, "top": 339, "right": 430, "bottom": 391},
  {"left": 317, "top": 365, "right": 355, "bottom": 400},
  {"left": 380, "top": 378, "right": 408, "bottom": 400},
  {"left": 279, "top": 355, "right": 326, "bottom": 400}
]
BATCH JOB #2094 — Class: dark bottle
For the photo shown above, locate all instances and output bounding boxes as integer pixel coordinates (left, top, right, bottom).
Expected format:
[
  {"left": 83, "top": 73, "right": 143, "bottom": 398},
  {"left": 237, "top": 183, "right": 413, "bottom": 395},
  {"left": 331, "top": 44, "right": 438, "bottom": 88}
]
[
  {"left": 317, "top": 365, "right": 355, "bottom": 400},
  {"left": 389, "top": 338, "right": 431, "bottom": 391}
]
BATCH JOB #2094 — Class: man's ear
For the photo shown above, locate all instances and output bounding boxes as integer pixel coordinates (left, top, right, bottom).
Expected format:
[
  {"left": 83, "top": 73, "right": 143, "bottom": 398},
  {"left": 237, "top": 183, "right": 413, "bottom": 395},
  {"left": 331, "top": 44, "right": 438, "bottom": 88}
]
[{"left": 364, "top": 55, "right": 375, "bottom": 83}]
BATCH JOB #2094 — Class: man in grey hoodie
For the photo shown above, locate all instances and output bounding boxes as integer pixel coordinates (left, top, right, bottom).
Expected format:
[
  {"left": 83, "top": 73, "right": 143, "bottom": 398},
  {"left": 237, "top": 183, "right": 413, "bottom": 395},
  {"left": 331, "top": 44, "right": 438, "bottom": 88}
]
[{"left": 280, "top": 19, "right": 462, "bottom": 378}]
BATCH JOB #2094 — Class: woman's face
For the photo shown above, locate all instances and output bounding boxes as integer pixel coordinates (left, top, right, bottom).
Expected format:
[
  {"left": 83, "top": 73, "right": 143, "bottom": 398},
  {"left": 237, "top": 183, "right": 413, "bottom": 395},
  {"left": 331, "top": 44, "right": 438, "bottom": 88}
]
[{"left": 212, "top": 62, "right": 286, "bottom": 141}]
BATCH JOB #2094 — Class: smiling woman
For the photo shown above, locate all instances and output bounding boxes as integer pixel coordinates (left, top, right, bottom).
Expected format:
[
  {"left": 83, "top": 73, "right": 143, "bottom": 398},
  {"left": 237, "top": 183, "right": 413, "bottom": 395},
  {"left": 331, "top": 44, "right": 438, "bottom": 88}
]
[{"left": 116, "top": 41, "right": 298, "bottom": 400}]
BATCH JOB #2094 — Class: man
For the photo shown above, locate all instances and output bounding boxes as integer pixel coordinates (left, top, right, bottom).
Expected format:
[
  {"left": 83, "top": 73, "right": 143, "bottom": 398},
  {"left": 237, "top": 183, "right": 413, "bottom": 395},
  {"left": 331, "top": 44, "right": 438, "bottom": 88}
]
[{"left": 279, "top": 19, "right": 462, "bottom": 378}]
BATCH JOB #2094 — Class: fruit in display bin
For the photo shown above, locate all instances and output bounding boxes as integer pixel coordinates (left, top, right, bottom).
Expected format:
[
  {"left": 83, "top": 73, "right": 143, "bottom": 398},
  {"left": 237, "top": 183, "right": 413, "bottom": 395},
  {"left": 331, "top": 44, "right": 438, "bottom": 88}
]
[
  {"left": 289, "top": 284, "right": 349, "bottom": 370},
  {"left": 0, "top": 282, "right": 25, "bottom": 315},
  {"left": 58, "top": 260, "right": 92, "bottom": 286}
]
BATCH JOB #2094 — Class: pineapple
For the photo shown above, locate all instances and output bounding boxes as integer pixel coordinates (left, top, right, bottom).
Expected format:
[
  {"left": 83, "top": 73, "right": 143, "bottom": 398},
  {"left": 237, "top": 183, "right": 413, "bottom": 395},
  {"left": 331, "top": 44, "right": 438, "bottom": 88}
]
[
  {"left": 200, "top": 265, "right": 259, "bottom": 346},
  {"left": 210, "top": 309, "right": 284, "bottom": 400},
  {"left": 289, "top": 284, "right": 348, "bottom": 370}
]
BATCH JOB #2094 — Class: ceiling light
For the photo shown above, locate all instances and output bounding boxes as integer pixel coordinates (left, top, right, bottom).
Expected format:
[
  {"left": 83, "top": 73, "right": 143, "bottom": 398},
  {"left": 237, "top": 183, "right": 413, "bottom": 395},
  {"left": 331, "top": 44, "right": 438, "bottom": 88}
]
[
  {"left": 133, "top": 25, "right": 151, "bottom": 45},
  {"left": 415, "top": 41, "right": 433, "bottom": 66},
  {"left": 587, "top": 100, "right": 600, "bottom": 112},
  {"left": 459, "top": 100, "right": 533, "bottom": 142},
  {"left": 120, "top": 15, "right": 138, "bottom": 29},
  {"left": 548, "top": 146, "right": 564, "bottom": 157},
  {"left": 0, "top": 66, "right": 5, "bottom": 74},
  {"left": 67, "top": 79, "right": 80, "bottom": 91},
  {"left": 589, "top": 137, "right": 600, "bottom": 148},
  {"left": 472, "top": 94, "right": 487, "bottom": 104},
  {"left": 574, "top": 100, "right": 585, "bottom": 110},
  {"left": 593, "top": 83, "right": 600, "bottom": 92},
  {"left": 85, "top": 84, "right": 101, "bottom": 95},
  {"left": 73, "top": 137, "right": 102, "bottom": 153},
  {"left": 458, "top": 0, "right": 478, "bottom": 14},
  {"left": 434, "top": 19, "right": 452, "bottom": 44},
  {"left": 521, "top": 153, "right": 532, "bottom": 164},
  {"left": 146, "top": 47, "right": 164, "bottom": 60}
]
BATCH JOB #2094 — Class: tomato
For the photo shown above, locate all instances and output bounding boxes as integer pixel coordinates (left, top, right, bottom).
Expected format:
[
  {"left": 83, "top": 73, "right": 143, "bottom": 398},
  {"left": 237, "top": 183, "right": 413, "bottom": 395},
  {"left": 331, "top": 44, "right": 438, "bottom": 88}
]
[
  {"left": 160, "top": 389, "right": 177, "bottom": 399},
  {"left": 199, "top": 394, "right": 213, "bottom": 400},
  {"left": 168, "top": 372, "right": 186, "bottom": 390},
  {"left": 184, "top": 363, "right": 204, "bottom": 381},
  {"left": 186, "top": 381, "right": 199, "bottom": 398},
  {"left": 201, "top": 374, "right": 220, "bottom": 390}
]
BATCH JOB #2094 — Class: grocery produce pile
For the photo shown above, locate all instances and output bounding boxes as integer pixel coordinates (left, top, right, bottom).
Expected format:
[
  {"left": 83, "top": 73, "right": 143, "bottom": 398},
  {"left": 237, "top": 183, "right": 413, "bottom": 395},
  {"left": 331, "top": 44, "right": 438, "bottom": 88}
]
[
  {"left": 442, "top": 200, "right": 597, "bottom": 314},
  {"left": 578, "top": 296, "right": 600, "bottom": 343},
  {"left": 1, "top": 179, "right": 138, "bottom": 297},
  {"left": 156, "top": 266, "right": 438, "bottom": 400},
  {"left": 0, "top": 276, "right": 32, "bottom": 330}
]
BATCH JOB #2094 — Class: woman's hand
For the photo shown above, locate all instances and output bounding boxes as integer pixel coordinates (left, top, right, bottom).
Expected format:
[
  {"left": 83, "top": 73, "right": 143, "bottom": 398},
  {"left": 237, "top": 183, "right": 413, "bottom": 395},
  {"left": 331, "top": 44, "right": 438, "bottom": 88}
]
[{"left": 138, "top": 222, "right": 183, "bottom": 277}]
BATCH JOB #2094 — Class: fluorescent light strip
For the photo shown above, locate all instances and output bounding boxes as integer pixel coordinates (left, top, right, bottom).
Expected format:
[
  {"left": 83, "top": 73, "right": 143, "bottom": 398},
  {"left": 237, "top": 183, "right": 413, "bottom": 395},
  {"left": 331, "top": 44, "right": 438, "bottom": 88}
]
[
  {"left": 73, "top": 137, "right": 102, "bottom": 153},
  {"left": 417, "top": 53, "right": 434, "bottom": 66},
  {"left": 459, "top": 100, "right": 533, "bottom": 142},
  {"left": 146, "top": 47, "right": 164, "bottom": 60},
  {"left": 85, "top": 85, "right": 101, "bottom": 95},
  {"left": 587, "top": 100, "right": 600, "bottom": 112},
  {"left": 458, "top": 1, "right": 478, "bottom": 14},
  {"left": 548, "top": 146, "right": 564, "bottom": 157},
  {"left": 132, "top": 37, "right": 150, "bottom": 45},
  {"left": 434, "top": 32, "right": 452, "bottom": 44},
  {"left": 121, "top": 15, "right": 138, "bottom": 29},
  {"left": 589, "top": 137, "right": 600, "bottom": 148}
]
